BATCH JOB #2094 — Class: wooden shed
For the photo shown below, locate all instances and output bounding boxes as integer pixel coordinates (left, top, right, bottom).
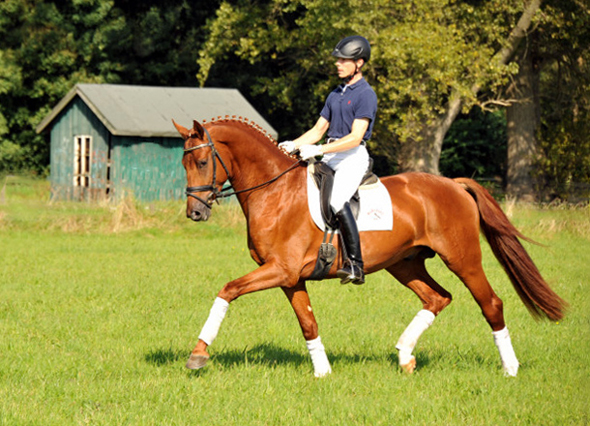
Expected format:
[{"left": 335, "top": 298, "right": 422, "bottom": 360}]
[{"left": 36, "top": 84, "right": 277, "bottom": 202}]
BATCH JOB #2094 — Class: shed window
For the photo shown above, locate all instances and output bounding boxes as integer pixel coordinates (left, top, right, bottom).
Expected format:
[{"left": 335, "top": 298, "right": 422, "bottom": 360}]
[{"left": 74, "top": 135, "right": 91, "bottom": 187}]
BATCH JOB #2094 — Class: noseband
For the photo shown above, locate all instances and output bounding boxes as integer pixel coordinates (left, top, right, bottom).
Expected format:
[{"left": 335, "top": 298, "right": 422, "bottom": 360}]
[{"left": 183, "top": 127, "right": 302, "bottom": 211}]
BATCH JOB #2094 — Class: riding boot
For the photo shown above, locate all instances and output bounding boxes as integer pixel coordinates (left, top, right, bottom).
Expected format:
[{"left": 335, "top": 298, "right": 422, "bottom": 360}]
[{"left": 336, "top": 202, "right": 365, "bottom": 285}]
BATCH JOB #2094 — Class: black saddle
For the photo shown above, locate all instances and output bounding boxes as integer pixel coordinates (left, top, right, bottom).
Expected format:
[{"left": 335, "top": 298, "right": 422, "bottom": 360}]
[{"left": 311, "top": 158, "right": 378, "bottom": 229}]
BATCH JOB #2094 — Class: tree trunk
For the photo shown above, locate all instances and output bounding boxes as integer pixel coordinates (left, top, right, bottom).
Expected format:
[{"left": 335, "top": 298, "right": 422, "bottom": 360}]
[
  {"left": 506, "top": 43, "right": 540, "bottom": 201},
  {"left": 398, "top": 97, "right": 462, "bottom": 174},
  {"left": 398, "top": 0, "right": 542, "bottom": 176}
]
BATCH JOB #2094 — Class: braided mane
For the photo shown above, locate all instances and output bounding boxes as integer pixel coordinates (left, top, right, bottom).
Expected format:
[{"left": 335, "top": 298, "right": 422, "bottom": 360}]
[{"left": 203, "top": 115, "right": 296, "bottom": 159}]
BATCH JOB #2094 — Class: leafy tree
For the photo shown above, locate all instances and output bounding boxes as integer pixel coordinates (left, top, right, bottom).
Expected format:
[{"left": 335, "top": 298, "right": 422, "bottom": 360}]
[
  {"left": 196, "top": 0, "right": 345, "bottom": 138},
  {"left": 368, "top": 0, "right": 527, "bottom": 174},
  {"left": 532, "top": 0, "right": 590, "bottom": 200},
  {"left": 503, "top": 0, "right": 590, "bottom": 201},
  {"left": 197, "top": 0, "right": 588, "bottom": 201},
  {"left": 195, "top": 0, "right": 532, "bottom": 173},
  {"left": 0, "top": 0, "right": 117, "bottom": 174},
  {"left": 0, "top": 0, "right": 218, "bottom": 174},
  {"left": 1, "top": 0, "right": 587, "bottom": 202}
]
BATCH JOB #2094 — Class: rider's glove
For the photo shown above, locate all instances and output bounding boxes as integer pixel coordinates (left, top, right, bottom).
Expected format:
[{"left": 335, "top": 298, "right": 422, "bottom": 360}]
[
  {"left": 299, "top": 144, "right": 324, "bottom": 161},
  {"left": 278, "top": 141, "right": 296, "bottom": 154}
]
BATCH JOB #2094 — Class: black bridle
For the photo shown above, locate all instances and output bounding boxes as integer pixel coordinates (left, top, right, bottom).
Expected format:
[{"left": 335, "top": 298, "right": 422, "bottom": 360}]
[
  {"left": 184, "top": 128, "right": 231, "bottom": 210},
  {"left": 183, "top": 127, "right": 302, "bottom": 211}
]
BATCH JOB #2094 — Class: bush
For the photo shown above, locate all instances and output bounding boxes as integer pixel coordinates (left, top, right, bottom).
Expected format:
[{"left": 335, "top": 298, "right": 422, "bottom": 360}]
[{"left": 0, "top": 140, "right": 25, "bottom": 173}]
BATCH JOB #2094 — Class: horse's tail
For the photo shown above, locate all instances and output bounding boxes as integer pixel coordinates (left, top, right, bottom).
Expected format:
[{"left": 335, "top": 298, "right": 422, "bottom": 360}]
[{"left": 454, "top": 178, "right": 567, "bottom": 321}]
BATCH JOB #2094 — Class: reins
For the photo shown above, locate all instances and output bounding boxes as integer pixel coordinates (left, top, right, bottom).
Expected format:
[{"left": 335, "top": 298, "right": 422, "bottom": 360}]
[
  {"left": 184, "top": 127, "right": 302, "bottom": 209},
  {"left": 221, "top": 160, "right": 302, "bottom": 198}
]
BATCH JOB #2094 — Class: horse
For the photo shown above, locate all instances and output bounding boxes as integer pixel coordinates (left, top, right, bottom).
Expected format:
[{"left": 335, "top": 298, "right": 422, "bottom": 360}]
[{"left": 173, "top": 117, "right": 566, "bottom": 377}]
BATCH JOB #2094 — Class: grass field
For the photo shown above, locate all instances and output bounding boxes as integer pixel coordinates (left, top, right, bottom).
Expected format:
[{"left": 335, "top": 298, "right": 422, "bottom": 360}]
[{"left": 1, "top": 176, "right": 589, "bottom": 425}]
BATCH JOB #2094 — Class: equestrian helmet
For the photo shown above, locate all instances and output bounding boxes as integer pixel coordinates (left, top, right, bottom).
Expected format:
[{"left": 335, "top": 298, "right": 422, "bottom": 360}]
[{"left": 332, "top": 36, "right": 371, "bottom": 63}]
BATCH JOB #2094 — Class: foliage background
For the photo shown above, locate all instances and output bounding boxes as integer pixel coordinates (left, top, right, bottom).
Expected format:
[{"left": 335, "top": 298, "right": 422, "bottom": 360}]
[{"left": 0, "top": 0, "right": 588, "bottom": 198}]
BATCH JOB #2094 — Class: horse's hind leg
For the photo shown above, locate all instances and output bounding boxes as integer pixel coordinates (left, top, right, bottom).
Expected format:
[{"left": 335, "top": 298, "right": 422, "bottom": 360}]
[
  {"left": 387, "top": 257, "right": 453, "bottom": 373},
  {"left": 441, "top": 250, "right": 519, "bottom": 376},
  {"left": 282, "top": 281, "right": 331, "bottom": 377}
]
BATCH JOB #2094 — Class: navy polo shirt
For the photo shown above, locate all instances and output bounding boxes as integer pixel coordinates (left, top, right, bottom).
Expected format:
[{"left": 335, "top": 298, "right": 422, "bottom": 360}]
[{"left": 320, "top": 77, "right": 378, "bottom": 141}]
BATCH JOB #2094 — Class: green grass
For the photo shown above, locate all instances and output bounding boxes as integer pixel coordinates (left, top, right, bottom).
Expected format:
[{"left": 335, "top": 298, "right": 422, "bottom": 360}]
[{"left": 1, "top": 177, "right": 589, "bottom": 425}]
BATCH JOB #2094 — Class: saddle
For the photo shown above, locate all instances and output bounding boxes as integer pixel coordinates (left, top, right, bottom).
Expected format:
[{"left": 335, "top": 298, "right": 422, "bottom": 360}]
[
  {"left": 308, "top": 159, "right": 378, "bottom": 280},
  {"left": 310, "top": 158, "right": 379, "bottom": 230}
]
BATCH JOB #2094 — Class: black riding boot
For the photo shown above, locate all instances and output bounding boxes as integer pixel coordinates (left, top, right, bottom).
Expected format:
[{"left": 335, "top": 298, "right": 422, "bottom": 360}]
[{"left": 336, "top": 202, "right": 365, "bottom": 285}]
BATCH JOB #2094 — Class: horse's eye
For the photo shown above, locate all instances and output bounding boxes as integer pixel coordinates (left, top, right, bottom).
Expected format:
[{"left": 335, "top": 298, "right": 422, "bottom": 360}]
[{"left": 198, "top": 159, "right": 208, "bottom": 169}]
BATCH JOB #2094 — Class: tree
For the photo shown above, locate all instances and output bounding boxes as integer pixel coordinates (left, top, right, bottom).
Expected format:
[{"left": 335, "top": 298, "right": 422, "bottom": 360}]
[
  {"left": 1, "top": 0, "right": 586, "bottom": 198},
  {"left": 505, "top": 40, "right": 540, "bottom": 201},
  {"left": 532, "top": 0, "right": 590, "bottom": 200},
  {"left": 196, "top": 0, "right": 538, "bottom": 177},
  {"left": 396, "top": 0, "right": 542, "bottom": 175},
  {"left": 0, "top": 0, "right": 119, "bottom": 173},
  {"left": 0, "top": 0, "right": 219, "bottom": 174}
]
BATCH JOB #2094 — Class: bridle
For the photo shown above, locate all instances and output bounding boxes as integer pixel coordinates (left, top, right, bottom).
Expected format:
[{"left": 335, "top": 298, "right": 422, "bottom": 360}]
[
  {"left": 183, "top": 127, "right": 302, "bottom": 212},
  {"left": 183, "top": 127, "right": 230, "bottom": 209}
]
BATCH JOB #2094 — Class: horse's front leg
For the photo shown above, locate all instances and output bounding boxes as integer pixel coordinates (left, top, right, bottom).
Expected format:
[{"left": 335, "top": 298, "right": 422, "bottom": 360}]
[
  {"left": 282, "top": 281, "right": 332, "bottom": 378},
  {"left": 186, "top": 261, "right": 297, "bottom": 370}
]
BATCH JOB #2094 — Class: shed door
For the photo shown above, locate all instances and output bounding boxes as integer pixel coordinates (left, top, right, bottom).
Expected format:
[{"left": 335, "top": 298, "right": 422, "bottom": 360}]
[{"left": 74, "top": 135, "right": 91, "bottom": 197}]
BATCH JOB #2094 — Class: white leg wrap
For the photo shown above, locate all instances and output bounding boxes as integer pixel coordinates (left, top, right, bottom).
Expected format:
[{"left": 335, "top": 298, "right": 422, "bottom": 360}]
[
  {"left": 396, "top": 310, "right": 436, "bottom": 366},
  {"left": 306, "top": 336, "right": 332, "bottom": 378},
  {"left": 198, "top": 297, "right": 229, "bottom": 346},
  {"left": 492, "top": 326, "right": 519, "bottom": 377}
]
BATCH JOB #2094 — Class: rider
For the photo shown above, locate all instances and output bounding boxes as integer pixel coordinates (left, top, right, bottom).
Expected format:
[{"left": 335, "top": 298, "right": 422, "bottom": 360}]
[{"left": 279, "top": 35, "right": 377, "bottom": 285}]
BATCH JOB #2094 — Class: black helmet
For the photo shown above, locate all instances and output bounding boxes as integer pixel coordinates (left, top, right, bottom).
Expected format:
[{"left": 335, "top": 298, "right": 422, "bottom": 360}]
[{"left": 332, "top": 36, "right": 371, "bottom": 63}]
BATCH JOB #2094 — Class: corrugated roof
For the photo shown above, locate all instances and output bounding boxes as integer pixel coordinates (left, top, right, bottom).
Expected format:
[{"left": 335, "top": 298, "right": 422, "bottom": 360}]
[{"left": 36, "top": 84, "right": 278, "bottom": 138}]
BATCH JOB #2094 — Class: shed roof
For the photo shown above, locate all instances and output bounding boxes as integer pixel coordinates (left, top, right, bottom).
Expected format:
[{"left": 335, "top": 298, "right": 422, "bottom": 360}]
[{"left": 36, "top": 84, "right": 278, "bottom": 139}]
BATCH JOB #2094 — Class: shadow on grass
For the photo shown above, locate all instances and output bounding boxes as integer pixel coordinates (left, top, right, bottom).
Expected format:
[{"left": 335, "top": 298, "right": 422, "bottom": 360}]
[
  {"left": 145, "top": 348, "right": 186, "bottom": 366},
  {"left": 142, "top": 344, "right": 419, "bottom": 368},
  {"left": 145, "top": 343, "right": 492, "bottom": 373},
  {"left": 144, "top": 343, "right": 308, "bottom": 369},
  {"left": 217, "top": 343, "right": 308, "bottom": 367},
  {"left": 385, "top": 352, "right": 436, "bottom": 371},
  {"left": 386, "top": 348, "right": 498, "bottom": 372}
]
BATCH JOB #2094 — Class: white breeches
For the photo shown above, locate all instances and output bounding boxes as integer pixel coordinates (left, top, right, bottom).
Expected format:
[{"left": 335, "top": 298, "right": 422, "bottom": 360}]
[{"left": 323, "top": 144, "right": 370, "bottom": 212}]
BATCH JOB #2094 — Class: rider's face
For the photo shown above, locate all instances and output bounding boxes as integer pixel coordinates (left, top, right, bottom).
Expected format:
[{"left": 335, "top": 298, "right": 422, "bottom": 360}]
[{"left": 335, "top": 58, "right": 363, "bottom": 79}]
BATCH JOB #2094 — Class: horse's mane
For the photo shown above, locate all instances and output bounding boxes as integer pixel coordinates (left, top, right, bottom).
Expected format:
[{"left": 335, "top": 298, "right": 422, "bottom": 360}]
[{"left": 204, "top": 115, "right": 296, "bottom": 160}]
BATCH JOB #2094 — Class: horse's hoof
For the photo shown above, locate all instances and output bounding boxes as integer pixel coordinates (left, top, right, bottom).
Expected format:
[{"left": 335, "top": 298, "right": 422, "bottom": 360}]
[
  {"left": 186, "top": 353, "right": 209, "bottom": 370},
  {"left": 313, "top": 367, "right": 332, "bottom": 378},
  {"left": 503, "top": 363, "right": 519, "bottom": 377},
  {"left": 400, "top": 357, "right": 416, "bottom": 374}
]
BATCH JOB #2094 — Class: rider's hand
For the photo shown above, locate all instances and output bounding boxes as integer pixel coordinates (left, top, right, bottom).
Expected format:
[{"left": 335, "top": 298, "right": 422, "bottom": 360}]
[
  {"left": 299, "top": 144, "right": 324, "bottom": 161},
  {"left": 278, "top": 141, "right": 296, "bottom": 154}
]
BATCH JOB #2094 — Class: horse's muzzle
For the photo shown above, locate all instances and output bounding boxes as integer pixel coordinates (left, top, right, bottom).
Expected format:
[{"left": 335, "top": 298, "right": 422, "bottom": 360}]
[{"left": 187, "top": 203, "right": 211, "bottom": 222}]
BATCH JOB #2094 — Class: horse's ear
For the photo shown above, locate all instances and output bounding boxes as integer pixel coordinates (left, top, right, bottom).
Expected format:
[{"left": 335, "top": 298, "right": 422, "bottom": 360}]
[
  {"left": 191, "top": 120, "right": 205, "bottom": 140},
  {"left": 172, "top": 119, "right": 190, "bottom": 139}
]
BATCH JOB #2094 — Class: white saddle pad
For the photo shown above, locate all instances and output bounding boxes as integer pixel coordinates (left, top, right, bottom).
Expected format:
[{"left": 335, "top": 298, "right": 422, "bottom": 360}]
[{"left": 307, "top": 168, "right": 393, "bottom": 232}]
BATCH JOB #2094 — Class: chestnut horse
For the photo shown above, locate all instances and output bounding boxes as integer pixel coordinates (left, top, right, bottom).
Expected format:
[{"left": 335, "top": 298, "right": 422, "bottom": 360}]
[{"left": 173, "top": 118, "right": 565, "bottom": 377}]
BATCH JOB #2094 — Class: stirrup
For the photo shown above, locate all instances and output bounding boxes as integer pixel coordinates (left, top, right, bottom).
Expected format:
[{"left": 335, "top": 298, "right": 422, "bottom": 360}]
[{"left": 337, "top": 260, "right": 365, "bottom": 285}]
